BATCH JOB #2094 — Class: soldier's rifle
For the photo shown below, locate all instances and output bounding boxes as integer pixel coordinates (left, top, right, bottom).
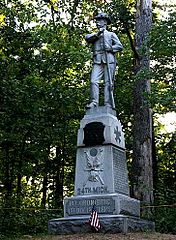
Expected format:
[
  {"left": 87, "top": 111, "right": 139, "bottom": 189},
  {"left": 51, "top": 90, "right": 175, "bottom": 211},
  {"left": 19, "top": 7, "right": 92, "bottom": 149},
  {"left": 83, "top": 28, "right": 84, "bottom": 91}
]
[{"left": 102, "top": 29, "right": 116, "bottom": 109}]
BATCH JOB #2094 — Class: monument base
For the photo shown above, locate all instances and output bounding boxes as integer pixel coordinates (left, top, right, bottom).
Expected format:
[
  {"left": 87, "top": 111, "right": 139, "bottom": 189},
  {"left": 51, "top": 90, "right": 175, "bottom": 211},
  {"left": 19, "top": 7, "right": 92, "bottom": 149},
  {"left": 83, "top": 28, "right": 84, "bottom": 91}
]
[
  {"left": 64, "top": 193, "right": 140, "bottom": 218},
  {"left": 48, "top": 106, "right": 155, "bottom": 235},
  {"left": 48, "top": 215, "right": 155, "bottom": 235}
]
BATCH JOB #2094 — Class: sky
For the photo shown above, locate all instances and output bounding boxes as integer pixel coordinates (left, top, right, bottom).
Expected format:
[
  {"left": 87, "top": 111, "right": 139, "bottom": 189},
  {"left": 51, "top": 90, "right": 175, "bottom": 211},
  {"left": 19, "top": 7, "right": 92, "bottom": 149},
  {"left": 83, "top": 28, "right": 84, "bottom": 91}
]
[
  {"left": 157, "top": 113, "right": 176, "bottom": 133},
  {"left": 157, "top": 0, "right": 176, "bottom": 18}
]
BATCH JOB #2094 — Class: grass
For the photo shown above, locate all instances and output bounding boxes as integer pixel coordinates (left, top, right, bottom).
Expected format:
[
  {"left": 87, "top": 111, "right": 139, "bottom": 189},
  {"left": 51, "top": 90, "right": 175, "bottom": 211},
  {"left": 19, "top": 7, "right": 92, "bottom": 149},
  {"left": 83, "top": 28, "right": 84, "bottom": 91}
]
[{"left": 3, "top": 233, "right": 176, "bottom": 240}]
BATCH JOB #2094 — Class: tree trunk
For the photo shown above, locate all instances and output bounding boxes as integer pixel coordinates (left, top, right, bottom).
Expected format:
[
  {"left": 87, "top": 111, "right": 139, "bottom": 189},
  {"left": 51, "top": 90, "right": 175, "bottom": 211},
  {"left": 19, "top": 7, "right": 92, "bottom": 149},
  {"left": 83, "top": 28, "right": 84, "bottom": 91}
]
[
  {"left": 17, "top": 133, "right": 27, "bottom": 207},
  {"left": 41, "top": 175, "right": 48, "bottom": 208},
  {"left": 132, "top": 0, "right": 154, "bottom": 216},
  {"left": 152, "top": 119, "right": 158, "bottom": 197},
  {"left": 41, "top": 146, "right": 50, "bottom": 208},
  {"left": 54, "top": 146, "right": 64, "bottom": 210},
  {"left": 3, "top": 141, "right": 13, "bottom": 207}
]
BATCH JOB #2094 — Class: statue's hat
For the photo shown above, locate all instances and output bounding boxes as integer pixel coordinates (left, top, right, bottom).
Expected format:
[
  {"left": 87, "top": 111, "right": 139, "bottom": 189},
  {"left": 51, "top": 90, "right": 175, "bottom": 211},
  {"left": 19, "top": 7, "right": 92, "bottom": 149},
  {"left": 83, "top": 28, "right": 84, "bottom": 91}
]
[{"left": 94, "top": 12, "right": 111, "bottom": 24}]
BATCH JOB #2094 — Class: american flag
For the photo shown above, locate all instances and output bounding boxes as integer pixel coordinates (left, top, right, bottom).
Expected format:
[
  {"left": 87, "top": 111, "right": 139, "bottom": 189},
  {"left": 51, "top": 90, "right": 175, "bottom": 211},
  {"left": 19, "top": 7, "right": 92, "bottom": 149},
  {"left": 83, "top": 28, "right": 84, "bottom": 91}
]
[{"left": 89, "top": 205, "right": 101, "bottom": 231}]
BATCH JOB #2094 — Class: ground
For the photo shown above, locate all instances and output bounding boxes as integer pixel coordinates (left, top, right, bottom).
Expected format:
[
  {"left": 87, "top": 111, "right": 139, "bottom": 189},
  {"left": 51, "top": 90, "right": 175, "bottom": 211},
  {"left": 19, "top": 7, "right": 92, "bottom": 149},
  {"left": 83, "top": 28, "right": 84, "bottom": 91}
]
[{"left": 19, "top": 233, "right": 176, "bottom": 240}]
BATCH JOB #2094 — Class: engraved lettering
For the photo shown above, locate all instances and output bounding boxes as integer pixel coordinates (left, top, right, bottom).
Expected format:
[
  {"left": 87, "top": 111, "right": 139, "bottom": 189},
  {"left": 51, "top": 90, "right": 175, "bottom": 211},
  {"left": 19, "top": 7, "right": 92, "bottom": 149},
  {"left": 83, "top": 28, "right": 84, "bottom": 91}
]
[
  {"left": 66, "top": 197, "right": 115, "bottom": 216},
  {"left": 113, "top": 148, "right": 129, "bottom": 195},
  {"left": 77, "top": 186, "right": 109, "bottom": 195}
]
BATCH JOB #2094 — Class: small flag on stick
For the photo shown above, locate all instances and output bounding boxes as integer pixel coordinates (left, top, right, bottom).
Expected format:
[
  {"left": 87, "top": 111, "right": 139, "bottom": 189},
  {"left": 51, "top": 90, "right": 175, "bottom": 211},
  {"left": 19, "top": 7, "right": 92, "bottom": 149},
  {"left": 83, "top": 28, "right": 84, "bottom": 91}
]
[{"left": 89, "top": 205, "right": 101, "bottom": 231}]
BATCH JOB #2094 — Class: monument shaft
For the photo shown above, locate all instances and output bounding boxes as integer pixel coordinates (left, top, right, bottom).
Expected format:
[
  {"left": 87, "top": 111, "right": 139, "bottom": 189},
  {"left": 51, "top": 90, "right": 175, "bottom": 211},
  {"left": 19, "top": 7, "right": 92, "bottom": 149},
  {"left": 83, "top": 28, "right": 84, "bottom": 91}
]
[{"left": 64, "top": 106, "right": 140, "bottom": 218}]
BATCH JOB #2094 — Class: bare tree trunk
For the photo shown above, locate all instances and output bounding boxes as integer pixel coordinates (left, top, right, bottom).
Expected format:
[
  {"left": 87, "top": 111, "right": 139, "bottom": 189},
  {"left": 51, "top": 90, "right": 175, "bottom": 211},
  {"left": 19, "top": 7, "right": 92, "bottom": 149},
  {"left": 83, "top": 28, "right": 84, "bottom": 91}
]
[
  {"left": 54, "top": 146, "right": 64, "bottom": 210},
  {"left": 41, "top": 146, "right": 50, "bottom": 208},
  {"left": 132, "top": 0, "right": 154, "bottom": 217},
  {"left": 41, "top": 175, "right": 48, "bottom": 208},
  {"left": 2, "top": 141, "right": 13, "bottom": 207},
  {"left": 17, "top": 133, "right": 28, "bottom": 207}
]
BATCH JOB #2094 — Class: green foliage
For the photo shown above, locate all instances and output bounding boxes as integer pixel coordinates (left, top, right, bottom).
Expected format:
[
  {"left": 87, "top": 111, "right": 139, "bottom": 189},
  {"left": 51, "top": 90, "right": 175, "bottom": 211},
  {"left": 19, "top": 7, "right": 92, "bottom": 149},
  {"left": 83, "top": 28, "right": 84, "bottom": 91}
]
[
  {"left": 150, "top": 12, "right": 176, "bottom": 113},
  {"left": 154, "top": 207, "right": 176, "bottom": 234},
  {"left": 0, "top": 208, "right": 62, "bottom": 237},
  {"left": 128, "top": 5, "right": 176, "bottom": 232},
  {"left": 0, "top": 0, "right": 88, "bottom": 216},
  {"left": 150, "top": 11, "right": 176, "bottom": 233},
  {"left": 0, "top": 0, "right": 175, "bottom": 236},
  {"left": 153, "top": 130, "right": 176, "bottom": 233}
]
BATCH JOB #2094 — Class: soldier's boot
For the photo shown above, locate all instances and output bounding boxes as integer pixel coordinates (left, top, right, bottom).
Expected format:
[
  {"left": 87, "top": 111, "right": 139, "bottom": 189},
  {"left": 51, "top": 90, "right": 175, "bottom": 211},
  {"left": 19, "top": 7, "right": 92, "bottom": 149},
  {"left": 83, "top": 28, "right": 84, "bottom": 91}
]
[
  {"left": 86, "top": 83, "right": 99, "bottom": 109},
  {"left": 86, "top": 101, "right": 97, "bottom": 109}
]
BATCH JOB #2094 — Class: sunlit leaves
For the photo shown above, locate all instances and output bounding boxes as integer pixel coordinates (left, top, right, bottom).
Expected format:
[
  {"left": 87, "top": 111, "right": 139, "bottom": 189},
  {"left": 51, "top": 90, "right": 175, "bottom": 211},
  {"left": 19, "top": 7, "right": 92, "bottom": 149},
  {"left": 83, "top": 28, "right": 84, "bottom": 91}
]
[
  {"left": 150, "top": 12, "right": 176, "bottom": 113},
  {"left": 0, "top": 14, "right": 6, "bottom": 27}
]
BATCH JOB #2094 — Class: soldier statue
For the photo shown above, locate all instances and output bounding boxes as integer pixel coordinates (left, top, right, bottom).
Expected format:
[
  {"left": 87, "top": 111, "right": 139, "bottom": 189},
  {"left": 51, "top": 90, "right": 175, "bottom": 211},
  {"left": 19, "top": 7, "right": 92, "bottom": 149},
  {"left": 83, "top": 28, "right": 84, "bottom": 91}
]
[{"left": 85, "top": 13, "right": 123, "bottom": 109}]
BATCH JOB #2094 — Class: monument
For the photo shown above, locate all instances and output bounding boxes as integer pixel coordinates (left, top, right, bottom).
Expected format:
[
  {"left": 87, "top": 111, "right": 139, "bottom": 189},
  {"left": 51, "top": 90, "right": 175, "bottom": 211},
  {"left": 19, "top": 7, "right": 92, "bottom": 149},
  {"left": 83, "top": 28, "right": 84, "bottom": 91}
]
[{"left": 48, "top": 13, "right": 154, "bottom": 234}]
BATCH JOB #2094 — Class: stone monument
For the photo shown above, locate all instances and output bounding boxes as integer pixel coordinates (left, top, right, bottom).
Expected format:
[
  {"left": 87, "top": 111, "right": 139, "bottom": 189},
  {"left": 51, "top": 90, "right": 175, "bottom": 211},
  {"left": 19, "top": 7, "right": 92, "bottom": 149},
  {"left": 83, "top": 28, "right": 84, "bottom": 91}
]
[{"left": 48, "top": 13, "right": 155, "bottom": 234}]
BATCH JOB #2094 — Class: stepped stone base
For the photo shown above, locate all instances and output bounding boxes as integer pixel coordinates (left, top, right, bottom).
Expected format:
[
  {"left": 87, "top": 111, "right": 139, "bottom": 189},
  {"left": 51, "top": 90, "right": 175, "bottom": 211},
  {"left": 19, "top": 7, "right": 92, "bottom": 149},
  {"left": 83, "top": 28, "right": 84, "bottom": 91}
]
[
  {"left": 48, "top": 106, "right": 155, "bottom": 235},
  {"left": 48, "top": 215, "right": 155, "bottom": 235},
  {"left": 64, "top": 193, "right": 140, "bottom": 218}
]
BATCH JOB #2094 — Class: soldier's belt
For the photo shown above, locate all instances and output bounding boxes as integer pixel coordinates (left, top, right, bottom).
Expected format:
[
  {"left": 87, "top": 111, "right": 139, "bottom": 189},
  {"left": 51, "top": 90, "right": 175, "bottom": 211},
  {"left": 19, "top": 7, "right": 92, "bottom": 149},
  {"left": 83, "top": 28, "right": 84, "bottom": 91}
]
[{"left": 93, "top": 50, "right": 105, "bottom": 55}]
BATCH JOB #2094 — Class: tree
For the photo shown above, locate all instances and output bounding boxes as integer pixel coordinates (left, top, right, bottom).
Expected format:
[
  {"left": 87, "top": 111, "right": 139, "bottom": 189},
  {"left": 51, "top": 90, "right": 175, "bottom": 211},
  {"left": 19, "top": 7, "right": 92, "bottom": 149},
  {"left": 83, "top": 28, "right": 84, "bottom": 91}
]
[
  {"left": 131, "top": 0, "right": 154, "bottom": 214},
  {"left": 0, "top": 0, "right": 88, "bottom": 211}
]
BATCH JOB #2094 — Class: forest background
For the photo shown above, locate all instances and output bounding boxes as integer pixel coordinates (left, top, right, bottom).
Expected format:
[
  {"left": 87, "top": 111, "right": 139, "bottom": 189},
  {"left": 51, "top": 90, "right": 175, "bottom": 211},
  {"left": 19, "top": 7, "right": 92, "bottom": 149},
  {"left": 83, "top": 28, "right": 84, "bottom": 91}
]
[{"left": 0, "top": 0, "right": 175, "bottom": 237}]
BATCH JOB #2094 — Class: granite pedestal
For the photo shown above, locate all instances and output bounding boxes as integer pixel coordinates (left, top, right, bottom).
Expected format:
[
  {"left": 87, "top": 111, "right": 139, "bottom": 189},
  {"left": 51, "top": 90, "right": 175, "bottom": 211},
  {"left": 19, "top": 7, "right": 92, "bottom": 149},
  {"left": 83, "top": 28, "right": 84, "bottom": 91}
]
[
  {"left": 48, "top": 106, "right": 155, "bottom": 234},
  {"left": 48, "top": 215, "right": 154, "bottom": 234}
]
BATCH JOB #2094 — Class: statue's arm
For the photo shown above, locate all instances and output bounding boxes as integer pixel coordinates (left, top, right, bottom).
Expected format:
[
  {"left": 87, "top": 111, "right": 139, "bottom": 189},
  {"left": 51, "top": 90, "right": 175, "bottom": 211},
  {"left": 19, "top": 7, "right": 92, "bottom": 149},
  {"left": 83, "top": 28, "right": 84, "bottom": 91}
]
[
  {"left": 111, "top": 33, "right": 123, "bottom": 53},
  {"left": 85, "top": 33, "right": 99, "bottom": 43}
]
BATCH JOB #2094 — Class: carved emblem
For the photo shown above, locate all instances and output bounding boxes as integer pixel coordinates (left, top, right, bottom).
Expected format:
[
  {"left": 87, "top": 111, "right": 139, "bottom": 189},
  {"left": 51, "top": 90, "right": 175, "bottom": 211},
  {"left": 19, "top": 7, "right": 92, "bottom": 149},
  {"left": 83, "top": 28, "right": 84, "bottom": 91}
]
[
  {"left": 83, "top": 148, "right": 104, "bottom": 186},
  {"left": 114, "top": 126, "right": 121, "bottom": 143}
]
